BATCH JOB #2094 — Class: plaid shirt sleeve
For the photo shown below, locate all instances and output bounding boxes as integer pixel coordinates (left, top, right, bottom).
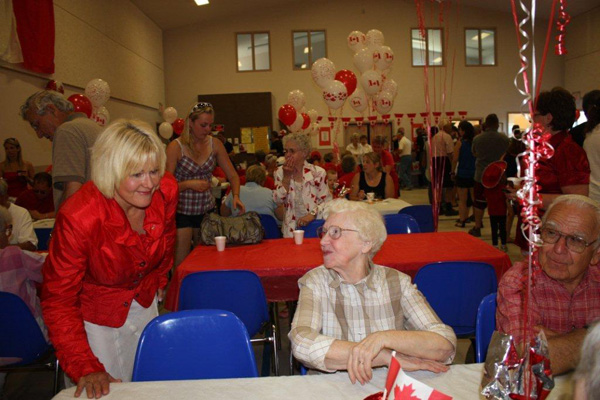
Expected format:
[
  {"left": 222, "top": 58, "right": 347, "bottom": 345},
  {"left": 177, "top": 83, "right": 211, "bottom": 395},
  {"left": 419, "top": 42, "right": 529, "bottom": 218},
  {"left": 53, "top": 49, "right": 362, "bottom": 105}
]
[
  {"left": 496, "top": 261, "right": 528, "bottom": 344},
  {"left": 289, "top": 270, "right": 337, "bottom": 372}
]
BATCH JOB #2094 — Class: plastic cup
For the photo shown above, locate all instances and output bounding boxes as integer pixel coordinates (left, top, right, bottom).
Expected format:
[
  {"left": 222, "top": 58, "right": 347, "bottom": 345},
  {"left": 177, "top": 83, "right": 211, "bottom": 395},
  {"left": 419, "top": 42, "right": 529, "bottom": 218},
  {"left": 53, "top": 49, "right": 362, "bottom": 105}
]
[
  {"left": 366, "top": 192, "right": 375, "bottom": 202},
  {"left": 293, "top": 230, "right": 304, "bottom": 245},
  {"left": 215, "top": 236, "right": 226, "bottom": 251}
]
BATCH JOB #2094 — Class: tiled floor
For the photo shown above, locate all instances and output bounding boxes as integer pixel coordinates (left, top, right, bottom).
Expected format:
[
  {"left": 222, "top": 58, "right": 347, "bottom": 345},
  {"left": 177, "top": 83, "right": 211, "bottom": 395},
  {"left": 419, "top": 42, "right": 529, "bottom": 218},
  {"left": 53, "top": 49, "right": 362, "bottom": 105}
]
[{"left": 2, "top": 187, "right": 524, "bottom": 399}]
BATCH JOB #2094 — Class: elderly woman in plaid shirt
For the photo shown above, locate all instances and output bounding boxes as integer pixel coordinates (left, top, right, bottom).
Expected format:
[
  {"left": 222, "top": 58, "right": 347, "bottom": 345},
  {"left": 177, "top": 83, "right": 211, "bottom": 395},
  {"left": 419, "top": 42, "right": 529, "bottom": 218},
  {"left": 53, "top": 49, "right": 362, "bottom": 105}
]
[{"left": 289, "top": 199, "right": 456, "bottom": 385}]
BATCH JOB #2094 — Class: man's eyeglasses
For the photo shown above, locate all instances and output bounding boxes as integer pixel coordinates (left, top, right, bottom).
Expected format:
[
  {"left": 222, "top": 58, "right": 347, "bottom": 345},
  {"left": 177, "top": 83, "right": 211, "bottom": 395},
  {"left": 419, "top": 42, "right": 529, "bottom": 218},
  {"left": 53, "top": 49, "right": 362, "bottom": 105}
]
[
  {"left": 540, "top": 227, "right": 598, "bottom": 253},
  {"left": 190, "top": 102, "right": 213, "bottom": 115},
  {"left": 317, "top": 225, "right": 359, "bottom": 240}
]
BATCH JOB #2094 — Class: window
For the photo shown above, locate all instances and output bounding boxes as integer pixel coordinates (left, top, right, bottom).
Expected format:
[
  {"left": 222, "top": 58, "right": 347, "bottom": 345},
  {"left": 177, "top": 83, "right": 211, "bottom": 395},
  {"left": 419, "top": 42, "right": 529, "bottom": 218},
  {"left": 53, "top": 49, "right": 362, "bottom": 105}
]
[
  {"left": 411, "top": 28, "right": 443, "bottom": 67},
  {"left": 465, "top": 29, "right": 496, "bottom": 66},
  {"left": 236, "top": 32, "right": 271, "bottom": 72},
  {"left": 292, "top": 30, "right": 326, "bottom": 70}
]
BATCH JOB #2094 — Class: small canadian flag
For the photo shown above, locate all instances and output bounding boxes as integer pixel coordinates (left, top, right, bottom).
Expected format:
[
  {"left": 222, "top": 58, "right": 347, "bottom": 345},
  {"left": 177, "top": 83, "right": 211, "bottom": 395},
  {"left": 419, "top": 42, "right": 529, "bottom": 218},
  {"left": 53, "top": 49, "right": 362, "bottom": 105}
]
[{"left": 383, "top": 352, "right": 452, "bottom": 400}]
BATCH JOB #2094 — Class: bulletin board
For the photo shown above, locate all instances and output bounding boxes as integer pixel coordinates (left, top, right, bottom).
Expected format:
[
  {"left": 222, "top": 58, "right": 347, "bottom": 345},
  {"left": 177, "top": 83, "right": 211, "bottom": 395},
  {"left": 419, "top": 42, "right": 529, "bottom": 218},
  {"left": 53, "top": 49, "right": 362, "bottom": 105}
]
[{"left": 238, "top": 126, "right": 271, "bottom": 154}]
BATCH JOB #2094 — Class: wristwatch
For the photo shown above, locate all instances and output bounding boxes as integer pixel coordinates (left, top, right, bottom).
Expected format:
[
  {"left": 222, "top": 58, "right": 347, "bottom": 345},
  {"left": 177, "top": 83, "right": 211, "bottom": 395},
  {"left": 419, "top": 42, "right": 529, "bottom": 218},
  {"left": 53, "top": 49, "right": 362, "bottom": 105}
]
[{"left": 310, "top": 209, "right": 317, "bottom": 216}]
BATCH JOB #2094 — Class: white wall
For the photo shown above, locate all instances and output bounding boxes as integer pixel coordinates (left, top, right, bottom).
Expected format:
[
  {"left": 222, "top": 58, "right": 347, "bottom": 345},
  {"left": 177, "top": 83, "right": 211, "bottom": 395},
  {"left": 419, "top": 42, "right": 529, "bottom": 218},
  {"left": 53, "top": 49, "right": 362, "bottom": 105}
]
[
  {"left": 163, "top": 0, "right": 564, "bottom": 149},
  {"left": 0, "top": 0, "right": 165, "bottom": 169},
  {"left": 565, "top": 6, "right": 600, "bottom": 96}
]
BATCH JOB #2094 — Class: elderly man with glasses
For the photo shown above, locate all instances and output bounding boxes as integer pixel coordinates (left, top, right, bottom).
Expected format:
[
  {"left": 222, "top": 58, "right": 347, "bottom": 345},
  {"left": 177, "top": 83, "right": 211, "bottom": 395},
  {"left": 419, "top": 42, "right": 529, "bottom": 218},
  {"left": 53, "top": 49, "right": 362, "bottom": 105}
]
[
  {"left": 289, "top": 199, "right": 456, "bottom": 384},
  {"left": 497, "top": 194, "right": 600, "bottom": 374}
]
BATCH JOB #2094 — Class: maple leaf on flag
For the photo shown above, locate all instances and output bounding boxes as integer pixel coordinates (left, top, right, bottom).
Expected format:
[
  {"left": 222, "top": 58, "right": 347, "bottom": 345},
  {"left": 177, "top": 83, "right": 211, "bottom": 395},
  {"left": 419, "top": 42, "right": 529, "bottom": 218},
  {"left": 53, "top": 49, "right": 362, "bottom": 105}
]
[{"left": 394, "top": 384, "right": 420, "bottom": 400}]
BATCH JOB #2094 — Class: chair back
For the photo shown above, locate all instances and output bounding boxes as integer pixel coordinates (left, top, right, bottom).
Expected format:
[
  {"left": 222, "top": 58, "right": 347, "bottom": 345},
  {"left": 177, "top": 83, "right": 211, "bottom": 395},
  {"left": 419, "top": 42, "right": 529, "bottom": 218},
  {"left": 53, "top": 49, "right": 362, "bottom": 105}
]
[
  {"left": 383, "top": 214, "right": 421, "bottom": 234},
  {"left": 398, "top": 205, "right": 435, "bottom": 233},
  {"left": 259, "top": 214, "right": 281, "bottom": 239},
  {"left": 303, "top": 219, "right": 325, "bottom": 238},
  {"left": 179, "top": 270, "right": 269, "bottom": 336},
  {"left": 414, "top": 261, "right": 498, "bottom": 336},
  {"left": 0, "top": 291, "right": 50, "bottom": 366},
  {"left": 475, "top": 293, "right": 497, "bottom": 363},
  {"left": 132, "top": 310, "right": 258, "bottom": 381}
]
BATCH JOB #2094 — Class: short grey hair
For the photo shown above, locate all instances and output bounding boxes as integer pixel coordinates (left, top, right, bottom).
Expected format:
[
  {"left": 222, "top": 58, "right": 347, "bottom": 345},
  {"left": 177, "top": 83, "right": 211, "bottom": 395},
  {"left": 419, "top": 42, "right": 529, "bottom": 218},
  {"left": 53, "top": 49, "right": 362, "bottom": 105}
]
[
  {"left": 265, "top": 154, "right": 278, "bottom": 167},
  {"left": 323, "top": 199, "right": 387, "bottom": 258},
  {"left": 0, "top": 205, "right": 11, "bottom": 232},
  {"left": 283, "top": 133, "right": 311, "bottom": 155},
  {"left": 543, "top": 195, "right": 600, "bottom": 244},
  {"left": 351, "top": 132, "right": 360, "bottom": 140},
  {"left": 574, "top": 323, "right": 600, "bottom": 399},
  {"left": 20, "top": 90, "right": 73, "bottom": 118},
  {"left": 0, "top": 179, "right": 7, "bottom": 197}
]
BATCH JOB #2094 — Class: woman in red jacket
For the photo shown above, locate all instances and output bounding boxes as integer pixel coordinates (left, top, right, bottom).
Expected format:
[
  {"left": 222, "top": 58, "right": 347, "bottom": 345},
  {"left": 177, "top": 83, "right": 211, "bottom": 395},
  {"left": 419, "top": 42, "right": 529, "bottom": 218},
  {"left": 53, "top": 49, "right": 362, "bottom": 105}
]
[{"left": 41, "top": 120, "right": 177, "bottom": 398}]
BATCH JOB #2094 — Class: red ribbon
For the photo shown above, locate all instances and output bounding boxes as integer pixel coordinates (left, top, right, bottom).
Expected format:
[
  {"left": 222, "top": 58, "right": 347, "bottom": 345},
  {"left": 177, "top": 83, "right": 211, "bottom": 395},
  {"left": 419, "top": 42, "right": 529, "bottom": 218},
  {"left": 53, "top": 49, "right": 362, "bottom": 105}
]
[{"left": 555, "top": 0, "right": 571, "bottom": 55}]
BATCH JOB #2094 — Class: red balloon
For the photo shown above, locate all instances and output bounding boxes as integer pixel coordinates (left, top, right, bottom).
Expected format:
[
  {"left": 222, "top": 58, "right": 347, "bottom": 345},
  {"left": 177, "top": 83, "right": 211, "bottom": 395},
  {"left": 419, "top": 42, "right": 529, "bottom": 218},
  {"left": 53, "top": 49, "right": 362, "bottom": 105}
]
[
  {"left": 278, "top": 104, "right": 297, "bottom": 126},
  {"left": 301, "top": 113, "right": 310, "bottom": 130},
  {"left": 172, "top": 118, "right": 185, "bottom": 135},
  {"left": 67, "top": 94, "right": 93, "bottom": 118},
  {"left": 335, "top": 69, "right": 357, "bottom": 96}
]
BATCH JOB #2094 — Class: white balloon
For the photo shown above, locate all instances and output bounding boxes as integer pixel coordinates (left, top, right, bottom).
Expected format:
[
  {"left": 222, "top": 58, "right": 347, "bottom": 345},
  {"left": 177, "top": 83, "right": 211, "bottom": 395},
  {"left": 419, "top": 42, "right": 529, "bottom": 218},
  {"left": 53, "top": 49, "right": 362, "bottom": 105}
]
[
  {"left": 322, "top": 80, "right": 348, "bottom": 110},
  {"left": 376, "top": 45, "right": 394, "bottom": 71},
  {"left": 158, "top": 121, "right": 173, "bottom": 139},
  {"left": 91, "top": 106, "right": 110, "bottom": 127},
  {"left": 381, "top": 78, "right": 398, "bottom": 98},
  {"left": 360, "top": 70, "right": 383, "bottom": 95},
  {"left": 365, "top": 29, "right": 385, "bottom": 48},
  {"left": 287, "top": 90, "right": 306, "bottom": 110},
  {"left": 347, "top": 30, "right": 366, "bottom": 53},
  {"left": 348, "top": 88, "right": 368, "bottom": 113},
  {"left": 311, "top": 58, "right": 336, "bottom": 88},
  {"left": 307, "top": 109, "right": 318, "bottom": 124},
  {"left": 85, "top": 78, "right": 111, "bottom": 108},
  {"left": 163, "top": 107, "right": 178, "bottom": 124},
  {"left": 375, "top": 91, "right": 394, "bottom": 114},
  {"left": 353, "top": 47, "right": 374, "bottom": 73},
  {"left": 288, "top": 113, "right": 304, "bottom": 133}
]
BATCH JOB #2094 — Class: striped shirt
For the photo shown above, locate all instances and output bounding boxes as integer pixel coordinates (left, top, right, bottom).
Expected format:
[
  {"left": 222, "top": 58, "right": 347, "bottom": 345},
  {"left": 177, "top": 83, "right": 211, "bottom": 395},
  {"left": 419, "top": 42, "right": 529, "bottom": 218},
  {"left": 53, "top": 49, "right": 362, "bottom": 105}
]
[
  {"left": 173, "top": 138, "right": 216, "bottom": 215},
  {"left": 497, "top": 260, "right": 600, "bottom": 344},
  {"left": 289, "top": 264, "right": 457, "bottom": 372}
]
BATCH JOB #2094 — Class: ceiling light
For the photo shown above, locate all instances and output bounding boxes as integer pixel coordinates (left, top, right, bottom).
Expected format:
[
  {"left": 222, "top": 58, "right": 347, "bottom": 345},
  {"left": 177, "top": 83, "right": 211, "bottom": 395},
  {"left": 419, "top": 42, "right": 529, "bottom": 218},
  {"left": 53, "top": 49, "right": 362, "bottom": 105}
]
[
  {"left": 433, "top": 57, "right": 442, "bottom": 63},
  {"left": 472, "top": 32, "right": 490, "bottom": 41},
  {"left": 194, "top": 0, "right": 209, "bottom": 6},
  {"left": 303, "top": 47, "right": 309, "bottom": 54}
]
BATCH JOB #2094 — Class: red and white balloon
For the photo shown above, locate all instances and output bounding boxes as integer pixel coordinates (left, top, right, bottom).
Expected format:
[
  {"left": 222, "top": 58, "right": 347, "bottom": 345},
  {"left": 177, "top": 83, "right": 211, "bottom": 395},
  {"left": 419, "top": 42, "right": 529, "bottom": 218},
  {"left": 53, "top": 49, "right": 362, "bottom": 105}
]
[
  {"left": 322, "top": 80, "right": 348, "bottom": 110},
  {"left": 311, "top": 58, "right": 336, "bottom": 88},
  {"left": 85, "top": 79, "right": 111, "bottom": 108}
]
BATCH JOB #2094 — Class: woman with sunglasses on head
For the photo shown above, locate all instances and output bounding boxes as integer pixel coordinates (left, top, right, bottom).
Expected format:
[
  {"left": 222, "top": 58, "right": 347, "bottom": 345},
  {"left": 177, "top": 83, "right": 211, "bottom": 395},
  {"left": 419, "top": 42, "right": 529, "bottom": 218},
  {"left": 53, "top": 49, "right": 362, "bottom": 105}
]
[
  {"left": 166, "top": 102, "right": 244, "bottom": 267},
  {"left": 1, "top": 138, "right": 35, "bottom": 199},
  {"left": 289, "top": 199, "right": 456, "bottom": 384}
]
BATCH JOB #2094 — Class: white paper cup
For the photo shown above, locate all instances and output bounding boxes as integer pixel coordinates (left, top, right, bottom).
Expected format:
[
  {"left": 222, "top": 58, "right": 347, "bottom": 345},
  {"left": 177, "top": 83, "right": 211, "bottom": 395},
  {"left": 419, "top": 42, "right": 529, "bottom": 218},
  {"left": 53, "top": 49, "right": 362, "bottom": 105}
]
[
  {"left": 215, "top": 236, "right": 226, "bottom": 251},
  {"left": 293, "top": 230, "right": 304, "bottom": 245},
  {"left": 366, "top": 192, "right": 375, "bottom": 201}
]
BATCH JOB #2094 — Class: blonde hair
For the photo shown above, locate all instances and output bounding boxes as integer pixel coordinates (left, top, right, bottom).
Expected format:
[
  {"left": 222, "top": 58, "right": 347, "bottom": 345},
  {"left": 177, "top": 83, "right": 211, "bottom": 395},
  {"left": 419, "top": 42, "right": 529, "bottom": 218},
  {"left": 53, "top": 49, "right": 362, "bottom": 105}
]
[
  {"left": 91, "top": 119, "right": 166, "bottom": 198},
  {"left": 181, "top": 102, "right": 215, "bottom": 157},
  {"left": 3, "top": 138, "right": 24, "bottom": 168},
  {"left": 323, "top": 199, "right": 387, "bottom": 259},
  {"left": 363, "top": 152, "right": 383, "bottom": 172}
]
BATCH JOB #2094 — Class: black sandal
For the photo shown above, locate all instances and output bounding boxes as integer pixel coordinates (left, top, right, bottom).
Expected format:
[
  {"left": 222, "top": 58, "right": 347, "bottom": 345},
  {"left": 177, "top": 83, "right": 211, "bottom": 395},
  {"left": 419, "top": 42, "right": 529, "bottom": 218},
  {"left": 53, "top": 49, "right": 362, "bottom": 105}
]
[{"left": 455, "top": 220, "right": 466, "bottom": 228}]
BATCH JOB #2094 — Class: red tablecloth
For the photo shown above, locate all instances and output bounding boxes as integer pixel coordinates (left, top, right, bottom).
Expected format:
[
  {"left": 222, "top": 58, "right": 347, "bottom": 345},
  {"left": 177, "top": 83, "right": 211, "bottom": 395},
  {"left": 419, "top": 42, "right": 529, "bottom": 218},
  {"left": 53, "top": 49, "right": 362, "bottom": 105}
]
[{"left": 165, "top": 231, "right": 512, "bottom": 310}]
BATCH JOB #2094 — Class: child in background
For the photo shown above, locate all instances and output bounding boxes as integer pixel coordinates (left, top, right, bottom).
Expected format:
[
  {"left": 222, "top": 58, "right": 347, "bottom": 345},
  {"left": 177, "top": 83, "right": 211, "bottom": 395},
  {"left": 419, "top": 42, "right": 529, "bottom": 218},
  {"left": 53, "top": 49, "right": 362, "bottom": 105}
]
[
  {"left": 326, "top": 169, "right": 338, "bottom": 196},
  {"left": 482, "top": 161, "right": 508, "bottom": 251}
]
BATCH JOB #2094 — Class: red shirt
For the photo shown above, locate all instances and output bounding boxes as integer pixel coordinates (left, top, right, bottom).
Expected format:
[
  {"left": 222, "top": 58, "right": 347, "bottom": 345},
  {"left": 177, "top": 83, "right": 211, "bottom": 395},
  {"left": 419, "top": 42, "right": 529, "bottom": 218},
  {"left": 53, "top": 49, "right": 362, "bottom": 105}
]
[
  {"left": 381, "top": 150, "right": 399, "bottom": 197},
  {"left": 338, "top": 172, "right": 356, "bottom": 191},
  {"left": 497, "top": 259, "right": 600, "bottom": 345},
  {"left": 15, "top": 189, "right": 55, "bottom": 214},
  {"left": 41, "top": 174, "right": 178, "bottom": 382},
  {"left": 484, "top": 185, "right": 507, "bottom": 216},
  {"left": 537, "top": 131, "right": 590, "bottom": 193}
]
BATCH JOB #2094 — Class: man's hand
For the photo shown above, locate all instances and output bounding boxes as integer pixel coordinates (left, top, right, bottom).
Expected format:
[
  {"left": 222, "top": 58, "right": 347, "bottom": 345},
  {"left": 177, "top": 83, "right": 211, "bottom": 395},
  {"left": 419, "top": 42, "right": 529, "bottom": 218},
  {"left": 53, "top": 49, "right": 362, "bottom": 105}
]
[
  {"left": 533, "top": 325, "right": 560, "bottom": 339},
  {"left": 74, "top": 372, "right": 121, "bottom": 399},
  {"left": 394, "top": 353, "right": 449, "bottom": 373},
  {"left": 296, "top": 214, "right": 315, "bottom": 228},
  {"left": 30, "top": 210, "right": 45, "bottom": 220}
]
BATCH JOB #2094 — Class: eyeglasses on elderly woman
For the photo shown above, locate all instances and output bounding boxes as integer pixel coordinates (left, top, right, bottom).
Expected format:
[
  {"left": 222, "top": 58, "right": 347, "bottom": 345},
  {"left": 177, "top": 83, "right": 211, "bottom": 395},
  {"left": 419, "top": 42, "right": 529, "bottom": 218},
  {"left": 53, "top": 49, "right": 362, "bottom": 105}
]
[
  {"left": 317, "top": 225, "right": 359, "bottom": 240},
  {"left": 189, "top": 102, "right": 213, "bottom": 116}
]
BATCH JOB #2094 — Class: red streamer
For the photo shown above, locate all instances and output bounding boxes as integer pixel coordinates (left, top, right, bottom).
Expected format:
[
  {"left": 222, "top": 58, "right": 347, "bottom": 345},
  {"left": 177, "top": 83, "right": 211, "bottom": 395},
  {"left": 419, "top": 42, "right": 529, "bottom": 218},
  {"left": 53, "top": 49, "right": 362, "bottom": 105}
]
[{"left": 555, "top": 0, "right": 571, "bottom": 55}]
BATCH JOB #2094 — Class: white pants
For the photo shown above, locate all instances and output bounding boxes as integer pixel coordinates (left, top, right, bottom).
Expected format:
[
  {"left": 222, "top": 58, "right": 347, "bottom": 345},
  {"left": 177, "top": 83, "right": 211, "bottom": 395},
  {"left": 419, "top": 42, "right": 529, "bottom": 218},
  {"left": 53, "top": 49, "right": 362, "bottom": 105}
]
[{"left": 65, "top": 297, "right": 158, "bottom": 386}]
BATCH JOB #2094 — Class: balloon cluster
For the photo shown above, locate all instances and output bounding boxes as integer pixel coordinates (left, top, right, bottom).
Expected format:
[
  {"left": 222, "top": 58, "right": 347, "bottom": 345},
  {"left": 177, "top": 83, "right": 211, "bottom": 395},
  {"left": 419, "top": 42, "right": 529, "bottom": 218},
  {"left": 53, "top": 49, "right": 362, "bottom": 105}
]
[
  {"left": 278, "top": 90, "right": 319, "bottom": 134},
  {"left": 158, "top": 107, "right": 184, "bottom": 139},
  {"left": 86, "top": 79, "right": 111, "bottom": 127},
  {"left": 347, "top": 29, "right": 397, "bottom": 115},
  {"left": 311, "top": 58, "right": 357, "bottom": 111}
]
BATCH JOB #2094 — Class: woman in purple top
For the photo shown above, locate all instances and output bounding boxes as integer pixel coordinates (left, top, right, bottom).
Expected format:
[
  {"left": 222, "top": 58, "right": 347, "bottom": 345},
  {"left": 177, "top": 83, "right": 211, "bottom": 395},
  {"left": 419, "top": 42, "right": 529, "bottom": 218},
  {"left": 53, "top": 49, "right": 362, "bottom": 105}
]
[{"left": 166, "top": 102, "right": 244, "bottom": 268}]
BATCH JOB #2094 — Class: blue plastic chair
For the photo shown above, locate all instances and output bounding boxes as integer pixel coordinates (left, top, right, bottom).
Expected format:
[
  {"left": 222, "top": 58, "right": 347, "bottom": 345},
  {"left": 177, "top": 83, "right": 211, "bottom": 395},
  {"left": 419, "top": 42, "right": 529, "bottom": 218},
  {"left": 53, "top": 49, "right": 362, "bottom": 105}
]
[
  {"left": 179, "top": 270, "right": 279, "bottom": 376},
  {"left": 0, "top": 291, "right": 60, "bottom": 394},
  {"left": 414, "top": 261, "right": 498, "bottom": 337},
  {"left": 303, "top": 219, "right": 325, "bottom": 238},
  {"left": 475, "top": 293, "right": 497, "bottom": 363},
  {"left": 259, "top": 214, "right": 281, "bottom": 239},
  {"left": 132, "top": 309, "right": 258, "bottom": 381},
  {"left": 34, "top": 227, "right": 53, "bottom": 251},
  {"left": 383, "top": 214, "right": 421, "bottom": 234},
  {"left": 398, "top": 205, "right": 435, "bottom": 233}
]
